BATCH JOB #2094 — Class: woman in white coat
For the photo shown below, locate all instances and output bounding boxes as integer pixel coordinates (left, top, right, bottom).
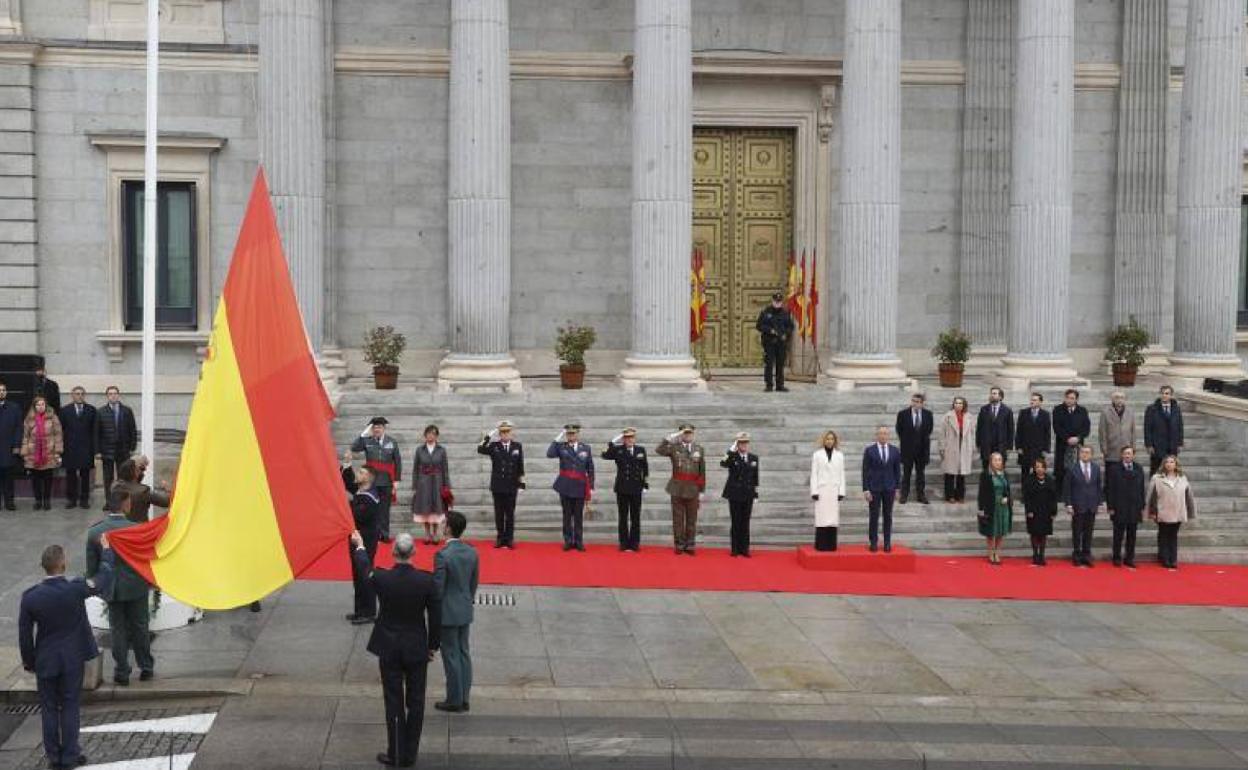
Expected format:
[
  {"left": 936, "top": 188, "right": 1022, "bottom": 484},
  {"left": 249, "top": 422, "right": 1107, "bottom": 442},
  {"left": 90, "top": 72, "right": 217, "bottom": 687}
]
[
  {"left": 810, "top": 430, "right": 846, "bottom": 551},
  {"left": 939, "top": 396, "right": 977, "bottom": 503}
]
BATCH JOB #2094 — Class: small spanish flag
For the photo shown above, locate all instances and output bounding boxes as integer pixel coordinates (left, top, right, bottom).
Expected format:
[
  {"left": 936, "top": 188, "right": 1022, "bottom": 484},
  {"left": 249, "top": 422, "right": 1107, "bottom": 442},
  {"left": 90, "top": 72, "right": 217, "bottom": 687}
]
[
  {"left": 690, "top": 248, "right": 708, "bottom": 342},
  {"left": 108, "top": 170, "right": 354, "bottom": 610}
]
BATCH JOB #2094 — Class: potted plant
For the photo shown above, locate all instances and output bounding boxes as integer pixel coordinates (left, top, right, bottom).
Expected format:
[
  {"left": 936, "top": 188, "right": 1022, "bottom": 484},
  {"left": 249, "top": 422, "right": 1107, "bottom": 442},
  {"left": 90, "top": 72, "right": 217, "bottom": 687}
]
[
  {"left": 932, "top": 328, "right": 972, "bottom": 388},
  {"left": 1105, "top": 316, "right": 1150, "bottom": 387},
  {"left": 554, "top": 323, "right": 597, "bottom": 389},
  {"left": 363, "top": 325, "right": 406, "bottom": 390}
]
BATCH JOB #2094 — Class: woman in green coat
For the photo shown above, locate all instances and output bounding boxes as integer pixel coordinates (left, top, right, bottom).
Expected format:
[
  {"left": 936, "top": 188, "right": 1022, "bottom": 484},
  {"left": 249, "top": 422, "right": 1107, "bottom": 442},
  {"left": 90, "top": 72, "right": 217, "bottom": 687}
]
[{"left": 977, "top": 451, "right": 1012, "bottom": 565}]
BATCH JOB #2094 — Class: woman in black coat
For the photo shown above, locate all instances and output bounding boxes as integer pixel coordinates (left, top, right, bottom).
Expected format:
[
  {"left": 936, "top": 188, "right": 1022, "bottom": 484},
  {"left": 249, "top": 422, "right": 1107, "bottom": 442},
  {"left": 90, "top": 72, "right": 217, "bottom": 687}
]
[{"left": 1022, "top": 457, "right": 1058, "bottom": 566}]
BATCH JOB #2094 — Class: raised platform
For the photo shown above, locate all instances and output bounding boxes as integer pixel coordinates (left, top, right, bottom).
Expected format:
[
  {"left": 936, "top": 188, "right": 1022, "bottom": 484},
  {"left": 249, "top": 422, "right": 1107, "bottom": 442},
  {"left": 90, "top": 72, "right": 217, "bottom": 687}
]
[{"left": 796, "top": 544, "right": 917, "bottom": 573}]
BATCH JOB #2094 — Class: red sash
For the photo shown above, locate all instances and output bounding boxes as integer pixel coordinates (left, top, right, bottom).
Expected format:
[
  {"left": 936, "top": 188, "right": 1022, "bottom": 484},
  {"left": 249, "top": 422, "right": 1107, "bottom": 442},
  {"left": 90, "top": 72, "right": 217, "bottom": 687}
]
[
  {"left": 365, "top": 459, "right": 398, "bottom": 503},
  {"left": 559, "top": 469, "right": 593, "bottom": 502},
  {"left": 673, "top": 471, "right": 704, "bottom": 486}
]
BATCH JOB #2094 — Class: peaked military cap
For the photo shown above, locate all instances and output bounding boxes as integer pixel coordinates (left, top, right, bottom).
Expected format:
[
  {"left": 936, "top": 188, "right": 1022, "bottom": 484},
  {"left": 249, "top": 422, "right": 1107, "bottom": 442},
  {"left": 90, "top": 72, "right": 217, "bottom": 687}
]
[
  {"left": 496, "top": 420, "right": 514, "bottom": 430},
  {"left": 679, "top": 423, "right": 695, "bottom": 433},
  {"left": 735, "top": 431, "right": 750, "bottom": 442},
  {"left": 621, "top": 427, "right": 637, "bottom": 437},
  {"left": 563, "top": 423, "right": 581, "bottom": 432},
  {"left": 369, "top": 416, "right": 389, "bottom": 426}
]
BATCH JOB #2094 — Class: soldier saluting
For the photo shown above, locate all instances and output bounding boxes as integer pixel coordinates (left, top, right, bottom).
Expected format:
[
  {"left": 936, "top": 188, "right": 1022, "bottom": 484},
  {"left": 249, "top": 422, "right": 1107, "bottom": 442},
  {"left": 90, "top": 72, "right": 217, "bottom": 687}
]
[
  {"left": 547, "top": 424, "right": 594, "bottom": 552},
  {"left": 602, "top": 427, "right": 649, "bottom": 552},
  {"left": 755, "top": 292, "right": 795, "bottom": 392},
  {"left": 720, "top": 432, "right": 759, "bottom": 558},
  {"left": 351, "top": 417, "right": 401, "bottom": 542},
  {"left": 656, "top": 424, "right": 706, "bottom": 555},
  {"left": 477, "top": 420, "right": 525, "bottom": 549}
]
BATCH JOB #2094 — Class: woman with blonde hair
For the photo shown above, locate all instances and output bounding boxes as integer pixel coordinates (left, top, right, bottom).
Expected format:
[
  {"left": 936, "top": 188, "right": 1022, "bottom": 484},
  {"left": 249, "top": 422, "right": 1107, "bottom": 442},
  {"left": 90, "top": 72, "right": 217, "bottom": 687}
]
[
  {"left": 810, "top": 430, "right": 846, "bottom": 551},
  {"left": 938, "top": 396, "right": 976, "bottom": 502},
  {"left": 21, "top": 395, "right": 62, "bottom": 510},
  {"left": 977, "top": 451, "right": 1012, "bottom": 564},
  {"left": 1147, "top": 455, "right": 1195, "bottom": 570}
]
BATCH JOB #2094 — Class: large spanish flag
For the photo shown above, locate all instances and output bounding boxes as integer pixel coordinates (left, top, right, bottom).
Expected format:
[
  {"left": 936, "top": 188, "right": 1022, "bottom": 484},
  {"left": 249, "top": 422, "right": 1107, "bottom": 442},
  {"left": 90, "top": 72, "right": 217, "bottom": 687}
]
[{"left": 108, "top": 170, "right": 354, "bottom": 610}]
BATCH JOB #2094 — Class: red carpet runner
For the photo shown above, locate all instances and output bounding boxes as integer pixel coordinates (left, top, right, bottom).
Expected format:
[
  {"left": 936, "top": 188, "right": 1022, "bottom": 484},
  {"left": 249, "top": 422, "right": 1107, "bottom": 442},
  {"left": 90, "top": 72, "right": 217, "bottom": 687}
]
[{"left": 301, "top": 540, "right": 1248, "bottom": 607}]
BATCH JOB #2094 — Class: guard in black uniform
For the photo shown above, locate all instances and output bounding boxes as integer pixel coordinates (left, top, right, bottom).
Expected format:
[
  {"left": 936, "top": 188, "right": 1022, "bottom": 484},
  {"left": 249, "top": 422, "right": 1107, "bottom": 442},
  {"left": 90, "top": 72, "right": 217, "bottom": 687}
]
[
  {"left": 477, "top": 420, "right": 525, "bottom": 549},
  {"left": 602, "top": 427, "right": 649, "bottom": 552},
  {"left": 755, "top": 292, "right": 796, "bottom": 392},
  {"left": 720, "top": 432, "right": 760, "bottom": 557},
  {"left": 345, "top": 465, "right": 381, "bottom": 625}
]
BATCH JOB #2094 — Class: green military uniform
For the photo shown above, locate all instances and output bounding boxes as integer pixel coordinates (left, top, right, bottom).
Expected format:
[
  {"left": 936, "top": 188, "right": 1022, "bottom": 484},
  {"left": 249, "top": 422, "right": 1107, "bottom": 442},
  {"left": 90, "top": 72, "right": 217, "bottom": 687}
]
[
  {"left": 656, "top": 426, "right": 706, "bottom": 553},
  {"left": 86, "top": 513, "right": 153, "bottom": 683}
]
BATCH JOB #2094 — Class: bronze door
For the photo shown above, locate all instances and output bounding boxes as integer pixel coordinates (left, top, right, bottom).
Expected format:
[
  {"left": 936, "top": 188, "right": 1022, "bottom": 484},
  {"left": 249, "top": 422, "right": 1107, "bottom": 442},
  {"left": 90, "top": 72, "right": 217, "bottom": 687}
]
[{"left": 692, "top": 128, "right": 795, "bottom": 367}]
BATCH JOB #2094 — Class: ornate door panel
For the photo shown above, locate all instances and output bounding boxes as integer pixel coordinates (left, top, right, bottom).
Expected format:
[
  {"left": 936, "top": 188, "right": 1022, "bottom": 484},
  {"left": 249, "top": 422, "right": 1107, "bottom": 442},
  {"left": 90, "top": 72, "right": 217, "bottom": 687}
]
[{"left": 692, "top": 128, "right": 794, "bottom": 367}]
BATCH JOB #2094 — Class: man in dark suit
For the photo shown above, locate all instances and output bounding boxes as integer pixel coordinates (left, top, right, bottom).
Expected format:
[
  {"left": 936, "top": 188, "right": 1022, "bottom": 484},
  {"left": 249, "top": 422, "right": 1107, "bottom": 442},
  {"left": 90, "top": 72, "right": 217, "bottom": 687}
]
[
  {"left": 351, "top": 531, "right": 440, "bottom": 768},
  {"left": 547, "top": 424, "right": 594, "bottom": 552},
  {"left": 95, "top": 386, "right": 136, "bottom": 501},
  {"left": 1014, "top": 392, "right": 1051, "bottom": 477},
  {"left": 34, "top": 365, "right": 61, "bottom": 413},
  {"left": 345, "top": 465, "right": 381, "bottom": 625},
  {"left": 1063, "top": 445, "right": 1103, "bottom": 567},
  {"left": 975, "top": 387, "right": 1013, "bottom": 469},
  {"left": 720, "top": 432, "right": 760, "bottom": 557},
  {"left": 861, "top": 426, "right": 902, "bottom": 553},
  {"left": 20, "top": 531, "right": 116, "bottom": 770},
  {"left": 1105, "top": 446, "right": 1147, "bottom": 568},
  {"left": 1052, "top": 388, "right": 1091, "bottom": 492},
  {"left": 86, "top": 489, "right": 153, "bottom": 685},
  {"left": 58, "top": 387, "right": 97, "bottom": 509},
  {"left": 0, "top": 381, "right": 23, "bottom": 511},
  {"left": 1144, "top": 385, "right": 1184, "bottom": 477},
  {"left": 602, "top": 427, "right": 649, "bottom": 552},
  {"left": 434, "top": 512, "right": 478, "bottom": 714},
  {"left": 477, "top": 420, "right": 525, "bottom": 549},
  {"left": 894, "top": 393, "right": 933, "bottom": 504}
]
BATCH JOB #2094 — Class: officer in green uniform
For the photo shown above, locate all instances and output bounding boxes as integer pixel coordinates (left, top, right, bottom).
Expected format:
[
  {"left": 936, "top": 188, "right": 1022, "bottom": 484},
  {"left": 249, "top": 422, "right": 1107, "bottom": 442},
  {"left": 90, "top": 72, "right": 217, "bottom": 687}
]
[
  {"left": 656, "top": 424, "right": 706, "bottom": 555},
  {"left": 86, "top": 488, "right": 153, "bottom": 685}
]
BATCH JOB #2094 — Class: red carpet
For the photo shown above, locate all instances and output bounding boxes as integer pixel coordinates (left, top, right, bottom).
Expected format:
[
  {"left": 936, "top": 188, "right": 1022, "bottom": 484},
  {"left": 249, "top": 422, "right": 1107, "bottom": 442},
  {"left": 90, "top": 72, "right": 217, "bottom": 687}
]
[{"left": 301, "top": 540, "right": 1248, "bottom": 607}]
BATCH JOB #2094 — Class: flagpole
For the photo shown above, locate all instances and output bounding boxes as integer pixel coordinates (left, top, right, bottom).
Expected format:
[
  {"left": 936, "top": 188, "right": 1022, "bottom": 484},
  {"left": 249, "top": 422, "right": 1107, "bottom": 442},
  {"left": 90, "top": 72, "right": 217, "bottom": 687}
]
[{"left": 140, "top": 0, "right": 159, "bottom": 476}]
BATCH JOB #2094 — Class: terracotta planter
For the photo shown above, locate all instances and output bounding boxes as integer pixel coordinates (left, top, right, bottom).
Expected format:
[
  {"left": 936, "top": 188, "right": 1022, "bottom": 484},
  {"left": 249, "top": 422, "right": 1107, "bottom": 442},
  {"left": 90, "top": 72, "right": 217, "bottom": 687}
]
[
  {"left": 1111, "top": 362, "right": 1138, "bottom": 387},
  {"left": 559, "top": 363, "right": 586, "bottom": 390},
  {"left": 373, "top": 365, "right": 399, "bottom": 390},
  {"left": 938, "top": 362, "right": 965, "bottom": 388}
]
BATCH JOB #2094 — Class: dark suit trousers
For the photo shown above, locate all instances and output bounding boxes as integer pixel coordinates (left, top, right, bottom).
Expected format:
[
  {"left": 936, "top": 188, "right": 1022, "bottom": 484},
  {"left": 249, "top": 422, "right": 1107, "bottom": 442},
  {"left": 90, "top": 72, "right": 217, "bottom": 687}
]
[
  {"left": 37, "top": 666, "right": 84, "bottom": 766},
  {"left": 380, "top": 658, "right": 428, "bottom": 764},
  {"left": 1157, "top": 522, "right": 1182, "bottom": 566},
  {"left": 492, "top": 491, "right": 517, "bottom": 544},
  {"left": 729, "top": 498, "right": 753, "bottom": 555},
  {"left": 101, "top": 452, "right": 128, "bottom": 496},
  {"left": 1070, "top": 511, "right": 1096, "bottom": 561},
  {"left": 65, "top": 466, "right": 92, "bottom": 505},
  {"left": 943, "top": 474, "right": 966, "bottom": 501},
  {"left": 867, "top": 490, "right": 894, "bottom": 546},
  {"left": 900, "top": 456, "right": 926, "bottom": 497},
  {"left": 616, "top": 493, "right": 641, "bottom": 549},
  {"left": 349, "top": 532, "right": 378, "bottom": 618},
  {"left": 560, "top": 495, "right": 584, "bottom": 547},
  {"left": 375, "top": 486, "right": 393, "bottom": 538},
  {"left": 107, "top": 597, "right": 153, "bottom": 678},
  {"left": 0, "top": 465, "right": 14, "bottom": 505},
  {"left": 1111, "top": 518, "right": 1138, "bottom": 563},
  {"left": 440, "top": 624, "right": 472, "bottom": 707},
  {"left": 762, "top": 341, "right": 787, "bottom": 388}
]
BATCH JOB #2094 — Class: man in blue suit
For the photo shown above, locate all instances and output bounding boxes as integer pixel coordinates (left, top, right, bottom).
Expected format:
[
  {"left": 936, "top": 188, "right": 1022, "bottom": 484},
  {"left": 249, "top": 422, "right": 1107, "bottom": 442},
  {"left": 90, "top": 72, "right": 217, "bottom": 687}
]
[
  {"left": 547, "top": 424, "right": 594, "bottom": 552},
  {"left": 861, "top": 426, "right": 902, "bottom": 552},
  {"left": 434, "top": 511, "right": 479, "bottom": 714},
  {"left": 19, "top": 527, "right": 117, "bottom": 769},
  {"left": 1063, "top": 444, "right": 1103, "bottom": 567}
]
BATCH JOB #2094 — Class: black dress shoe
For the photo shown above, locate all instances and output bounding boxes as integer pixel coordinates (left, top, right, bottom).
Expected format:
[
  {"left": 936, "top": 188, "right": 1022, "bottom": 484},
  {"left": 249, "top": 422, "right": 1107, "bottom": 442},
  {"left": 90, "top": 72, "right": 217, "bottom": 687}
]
[
  {"left": 1112, "top": 559, "right": 1122, "bottom": 567},
  {"left": 1124, "top": 560, "right": 1136, "bottom": 569},
  {"left": 376, "top": 752, "right": 397, "bottom": 766},
  {"left": 869, "top": 543, "right": 878, "bottom": 553},
  {"left": 576, "top": 543, "right": 586, "bottom": 552},
  {"left": 764, "top": 385, "right": 773, "bottom": 392},
  {"left": 113, "top": 676, "right": 129, "bottom": 687},
  {"left": 741, "top": 552, "right": 751, "bottom": 558},
  {"left": 685, "top": 548, "right": 695, "bottom": 556},
  {"left": 463, "top": 701, "right": 470, "bottom": 711},
  {"left": 917, "top": 494, "right": 929, "bottom": 505},
  {"left": 4, "top": 503, "right": 15, "bottom": 511},
  {"left": 776, "top": 386, "right": 790, "bottom": 392},
  {"left": 345, "top": 613, "right": 360, "bottom": 622},
  {"left": 674, "top": 548, "right": 683, "bottom": 555},
  {"left": 249, "top": 601, "right": 262, "bottom": 613},
  {"left": 883, "top": 544, "right": 892, "bottom": 553},
  {"left": 434, "top": 701, "right": 466, "bottom": 713},
  {"left": 494, "top": 541, "right": 504, "bottom": 549},
  {"left": 562, "top": 543, "right": 572, "bottom": 552},
  {"left": 351, "top": 615, "right": 376, "bottom": 625},
  {"left": 139, "top": 669, "right": 154, "bottom": 681},
  {"left": 65, "top": 501, "right": 77, "bottom": 510}
]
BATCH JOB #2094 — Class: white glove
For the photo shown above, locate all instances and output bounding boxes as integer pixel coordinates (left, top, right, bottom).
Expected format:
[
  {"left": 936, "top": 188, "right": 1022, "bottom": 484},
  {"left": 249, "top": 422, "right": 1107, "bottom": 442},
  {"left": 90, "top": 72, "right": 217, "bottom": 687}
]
[
  {"left": 556, "top": 429, "right": 566, "bottom": 443},
  {"left": 612, "top": 433, "right": 623, "bottom": 446},
  {"left": 668, "top": 431, "right": 682, "bottom": 441},
  {"left": 359, "top": 421, "right": 372, "bottom": 438},
  {"left": 488, "top": 428, "right": 500, "bottom": 442},
  {"left": 726, "top": 441, "right": 737, "bottom": 454}
]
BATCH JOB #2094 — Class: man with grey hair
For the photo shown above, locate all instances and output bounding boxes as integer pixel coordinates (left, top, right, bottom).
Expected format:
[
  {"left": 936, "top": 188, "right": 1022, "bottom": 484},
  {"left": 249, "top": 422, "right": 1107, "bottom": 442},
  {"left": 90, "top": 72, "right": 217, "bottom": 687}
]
[
  {"left": 1099, "top": 391, "right": 1135, "bottom": 463},
  {"left": 351, "top": 530, "right": 440, "bottom": 768},
  {"left": 861, "top": 426, "right": 901, "bottom": 552}
]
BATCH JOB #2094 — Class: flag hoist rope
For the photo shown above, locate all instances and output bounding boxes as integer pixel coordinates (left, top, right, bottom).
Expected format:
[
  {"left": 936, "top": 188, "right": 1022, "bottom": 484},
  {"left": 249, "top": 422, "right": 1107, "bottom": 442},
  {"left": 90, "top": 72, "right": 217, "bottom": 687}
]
[{"left": 140, "top": 0, "right": 158, "bottom": 477}]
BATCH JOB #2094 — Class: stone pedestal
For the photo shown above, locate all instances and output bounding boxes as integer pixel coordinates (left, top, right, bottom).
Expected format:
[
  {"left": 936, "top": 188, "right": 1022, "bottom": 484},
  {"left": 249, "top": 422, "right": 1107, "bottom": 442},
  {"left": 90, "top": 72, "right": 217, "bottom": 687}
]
[
  {"left": 618, "top": 0, "right": 704, "bottom": 392},
  {"left": 437, "top": 0, "right": 522, "bottom": 394},
  {"left": 824, "top": 0, "right": 909, "bottom": 389}
]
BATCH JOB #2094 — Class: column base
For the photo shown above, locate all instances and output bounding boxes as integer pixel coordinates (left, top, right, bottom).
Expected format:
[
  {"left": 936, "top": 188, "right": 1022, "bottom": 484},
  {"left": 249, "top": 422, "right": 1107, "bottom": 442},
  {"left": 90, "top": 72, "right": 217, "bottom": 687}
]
[
  {"left": 963, "top": 345, "right": 1006, "bottom": 375},
  {"left": 822, "top": 356, "right": 913, "bottom": 392},
  {"left": 618, "top": 357, "right": 707, "bottom": 392},
  {"left": 1163, "top": 354, "right": 1247, "bottom": 390},
  {"left": 436, "top": 354, "right": 523, "bottom": 394},
  {"left": 995, "top": 354, "right": 1086, "bottom": 392}
]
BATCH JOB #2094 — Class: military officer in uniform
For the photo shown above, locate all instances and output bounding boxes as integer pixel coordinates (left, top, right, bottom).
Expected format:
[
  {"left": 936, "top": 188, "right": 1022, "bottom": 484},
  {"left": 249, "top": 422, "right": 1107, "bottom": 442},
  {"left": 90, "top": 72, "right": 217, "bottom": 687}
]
[
  {"left": 602, "top": 427, "right": 648, "bottom": 552},
  {"left": 755, "top": 292, "right": 796, "bottom": 392},
  {"left": 656, "top": 424, "right": 706, "bottom": 555},
  {"left": 546, "top": 424, "right": 594, "bottom": 552},
  {"left": 720, "top": 432, "right": 760, "bottom": 557},
  {"left": 477, "top": 420, "right": 525, "bottom": 549},
  {"left": 352, "top": 416, "right": 402, "bottom": 542},
  {"left": 86, "top": 489, "right": 154, "bottom": 685}
]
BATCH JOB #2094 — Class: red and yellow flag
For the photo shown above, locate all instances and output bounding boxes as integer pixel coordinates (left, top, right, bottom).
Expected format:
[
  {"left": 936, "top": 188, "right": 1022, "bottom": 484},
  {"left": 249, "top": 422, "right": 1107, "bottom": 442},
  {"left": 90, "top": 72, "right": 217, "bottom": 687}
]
[
  {"left": 108, "top": 170, "right": 353, "bottom": 610},
  {"left": 793, "top": 250, "right": 809, "bottom": 339},
  {"left": 784, "top": 251, "right": 800, "bottom": 320},
  {"left": 690, "top": 248, "right": 708, "bottom": 342},
  {"left": 806, "top": 249, "right": 819, "bottom": 345}
]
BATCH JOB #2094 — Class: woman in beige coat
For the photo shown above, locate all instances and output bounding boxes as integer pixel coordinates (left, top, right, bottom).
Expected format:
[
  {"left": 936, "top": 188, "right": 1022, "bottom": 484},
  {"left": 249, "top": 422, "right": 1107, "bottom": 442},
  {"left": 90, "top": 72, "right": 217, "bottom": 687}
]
[
  {"left": 1147, "top": 455, "right": 1196, "bottom": 570},
  {"left": 21, "top": 395, "right": 62, "bottom": 510},
  {"left": 938, "top": 397, "right": 976, "bottom": 503}
]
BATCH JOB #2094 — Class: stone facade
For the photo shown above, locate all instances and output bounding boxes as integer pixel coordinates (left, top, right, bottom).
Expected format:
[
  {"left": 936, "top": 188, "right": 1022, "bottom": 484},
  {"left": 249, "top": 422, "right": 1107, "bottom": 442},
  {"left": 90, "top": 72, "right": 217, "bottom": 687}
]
[{"left": 0, "top": 0, "right": 1243, "bottom": 411}]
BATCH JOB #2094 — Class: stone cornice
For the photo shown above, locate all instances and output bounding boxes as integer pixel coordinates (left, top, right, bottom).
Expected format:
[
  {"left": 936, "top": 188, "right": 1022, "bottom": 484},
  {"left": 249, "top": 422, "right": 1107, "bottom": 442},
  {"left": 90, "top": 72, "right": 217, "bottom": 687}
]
[
  {"left": 0, "top": 40, "right": 39, "bottom": 63},
  {"left": 87, "top": 130, "right": 227, "bottom": 152}
]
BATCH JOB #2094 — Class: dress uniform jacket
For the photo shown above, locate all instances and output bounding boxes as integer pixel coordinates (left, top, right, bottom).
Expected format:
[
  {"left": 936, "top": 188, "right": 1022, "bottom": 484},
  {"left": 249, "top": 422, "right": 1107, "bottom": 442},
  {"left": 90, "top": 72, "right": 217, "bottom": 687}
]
[
  {"left": 720, "top": 452, "right": 759, "bottom": 501},
  {"left": 352, "top": 434, "right": 402, "bottom": 491},
  {"left": 86, "top": 514, "right": 150, "bottom": 602},
  {"left": 602, "top": 443, "right": 649, "bottom": 495},
  {"left": 478, "top": 439, "right": 525, "bottom": 493},
  {"left": 111, "top": 479, "right": 171, "bottom": 523},
  {"left": 655, "top": 438, "right": 706, "bottom": 498},
  {"left": 546, "top": 442, "right": 595, "bottom": 499},
  {"left": 58, "top": 403, "right": 97, "bottom": 470}
]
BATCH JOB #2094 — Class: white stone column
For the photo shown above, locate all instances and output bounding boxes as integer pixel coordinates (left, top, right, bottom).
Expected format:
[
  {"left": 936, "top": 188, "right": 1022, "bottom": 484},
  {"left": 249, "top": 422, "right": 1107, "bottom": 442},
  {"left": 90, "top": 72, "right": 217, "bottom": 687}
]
[
  {"left": 437, "top": 0, "right": 521, "bottom": 393},
  {"left": 997, "top": 0, "right": 1080, "bottom": 385},
  {"left": 618, "top": 0, "right": 704, "bottom": 391},
  {"left": 258, "top": 0, "right": 327, "bottom": 351},
  {"left": 825, "top": 0, "right": 909, "bottom": 389},
  {"left": 1165, "top": 0, "right": 1246, "bottom": 382}
]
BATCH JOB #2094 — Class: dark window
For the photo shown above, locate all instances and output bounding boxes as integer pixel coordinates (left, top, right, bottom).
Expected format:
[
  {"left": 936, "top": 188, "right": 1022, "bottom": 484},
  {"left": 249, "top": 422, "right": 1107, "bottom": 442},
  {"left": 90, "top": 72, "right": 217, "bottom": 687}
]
[
  {"left": 1240, "top": 195, "right": 1248, "bottom": 327},
  {"left": 122, "top": 180, "right": 197, "bottom": 331}
]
